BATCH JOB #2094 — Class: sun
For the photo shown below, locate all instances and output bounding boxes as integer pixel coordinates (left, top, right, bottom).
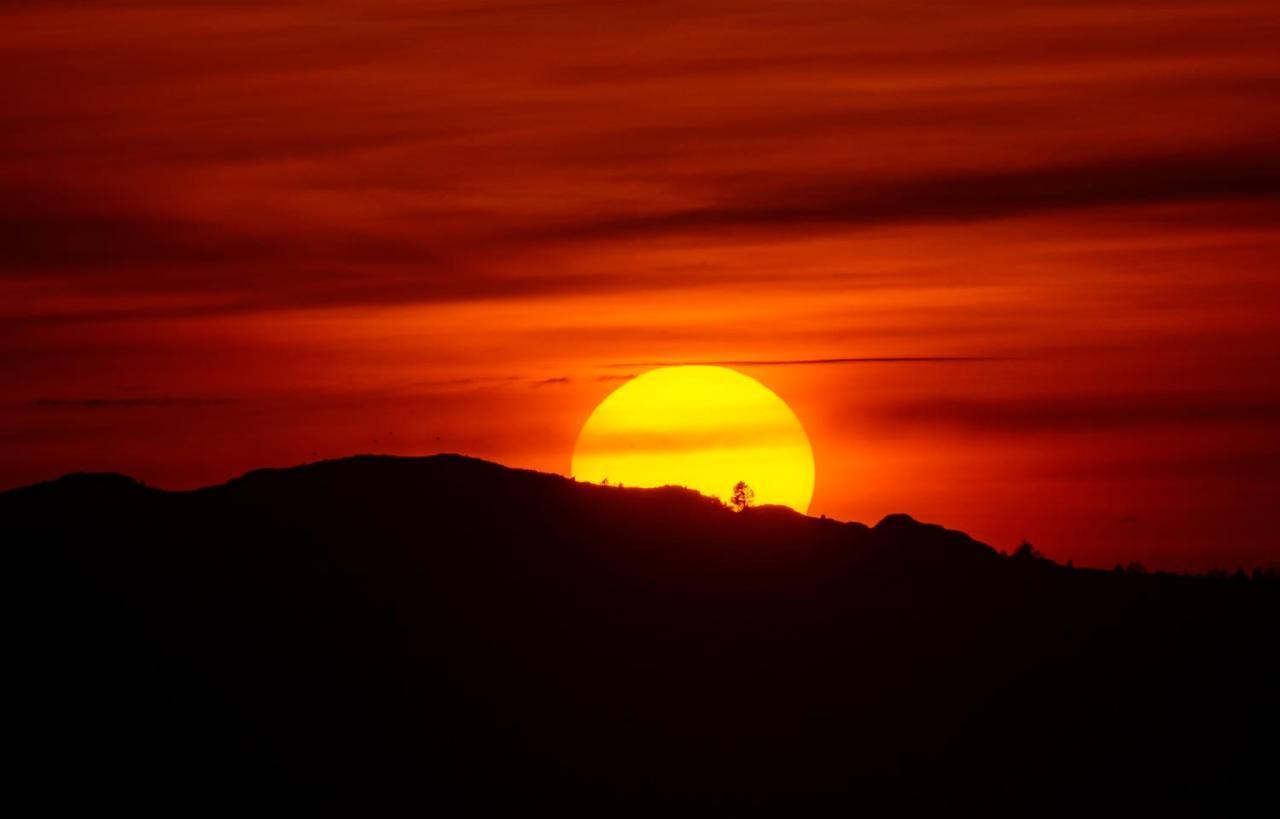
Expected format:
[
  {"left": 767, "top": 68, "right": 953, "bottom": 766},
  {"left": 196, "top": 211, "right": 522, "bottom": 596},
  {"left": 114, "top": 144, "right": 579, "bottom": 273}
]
[{"left": 571, "top": 366, "right": 815, "bottom": 513}]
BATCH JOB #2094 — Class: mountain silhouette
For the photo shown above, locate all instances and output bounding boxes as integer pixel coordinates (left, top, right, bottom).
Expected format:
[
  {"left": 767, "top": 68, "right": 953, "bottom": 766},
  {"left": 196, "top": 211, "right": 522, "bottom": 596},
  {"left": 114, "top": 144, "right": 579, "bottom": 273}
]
[{"left": 7, "top": 455, "right": 1278, "bottom": 814}]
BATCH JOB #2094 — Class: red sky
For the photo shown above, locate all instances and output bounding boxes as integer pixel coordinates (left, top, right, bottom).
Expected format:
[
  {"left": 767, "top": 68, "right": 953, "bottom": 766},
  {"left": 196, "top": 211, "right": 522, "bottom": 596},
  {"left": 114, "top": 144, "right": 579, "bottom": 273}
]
[{"left": 3, "top": 1, "right": 1278, "bottom": 570}]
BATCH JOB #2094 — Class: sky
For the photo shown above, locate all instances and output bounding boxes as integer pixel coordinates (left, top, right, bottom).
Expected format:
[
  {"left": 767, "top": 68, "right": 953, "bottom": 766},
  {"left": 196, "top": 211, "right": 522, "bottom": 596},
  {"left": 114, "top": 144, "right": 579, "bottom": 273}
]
[{"left": 2, "top": 0, "right": 1278, "bottom": 570}]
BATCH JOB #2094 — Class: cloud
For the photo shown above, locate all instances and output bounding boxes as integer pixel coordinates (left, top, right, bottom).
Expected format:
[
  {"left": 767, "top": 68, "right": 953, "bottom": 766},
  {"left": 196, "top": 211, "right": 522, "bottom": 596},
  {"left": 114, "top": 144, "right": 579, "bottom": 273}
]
[
  {"left": 30, "top": 397, "right": 233, "bottom": 409},
  {"left": 0, "top": 192, "right": 606, "bottom": 318},
  {"left": 609, "top": 357, "right": 1004, "bottom": 368},
  {"left": 547, "top": 148, "right": 1280, "bottom": 244},
  {"left": 880, "top": 392, "right": 1280, "bottom": 434},
  {"left": 1055, "top": 448, "right": 1280, "bottom": 483},
  {"left": 3, "top": 0, "right": 1277, "bottom": 322},
  {"left": 8, "top": 142, "right": 1276, "bottom": 321},
  {"left": 412, "top": 376, "right": 522, "bottom": 389},
  {"left": 576, "top": 422, "right": 807, "bottom": 455}
]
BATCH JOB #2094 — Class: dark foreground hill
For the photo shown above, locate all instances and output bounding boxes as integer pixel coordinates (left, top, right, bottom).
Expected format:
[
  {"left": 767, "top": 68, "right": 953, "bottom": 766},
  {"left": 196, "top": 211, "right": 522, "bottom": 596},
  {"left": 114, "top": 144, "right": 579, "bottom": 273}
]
[{"left": 7, "top": 455, "right": 1278, "bottom": 814}]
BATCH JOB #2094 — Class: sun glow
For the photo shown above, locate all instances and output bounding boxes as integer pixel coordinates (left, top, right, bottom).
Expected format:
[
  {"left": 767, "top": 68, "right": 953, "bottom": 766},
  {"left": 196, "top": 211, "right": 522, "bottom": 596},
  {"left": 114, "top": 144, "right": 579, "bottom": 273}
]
[{"left": 571, "top": 366, "right": 815, "bottom": 512}]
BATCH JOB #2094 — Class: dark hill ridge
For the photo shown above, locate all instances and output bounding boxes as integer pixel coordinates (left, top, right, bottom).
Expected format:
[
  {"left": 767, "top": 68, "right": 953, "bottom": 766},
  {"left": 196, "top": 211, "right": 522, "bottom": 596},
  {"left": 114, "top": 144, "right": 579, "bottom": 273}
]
[{"left": 6, "top": 455, "right": 1278, "bottom": 814}]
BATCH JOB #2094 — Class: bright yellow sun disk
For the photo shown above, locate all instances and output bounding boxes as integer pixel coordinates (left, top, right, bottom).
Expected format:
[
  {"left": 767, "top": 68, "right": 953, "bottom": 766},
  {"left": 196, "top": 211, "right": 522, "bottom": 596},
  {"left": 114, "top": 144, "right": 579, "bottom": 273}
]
[{"left": 571, "top": 366, "right": 815, "bottom": 513}]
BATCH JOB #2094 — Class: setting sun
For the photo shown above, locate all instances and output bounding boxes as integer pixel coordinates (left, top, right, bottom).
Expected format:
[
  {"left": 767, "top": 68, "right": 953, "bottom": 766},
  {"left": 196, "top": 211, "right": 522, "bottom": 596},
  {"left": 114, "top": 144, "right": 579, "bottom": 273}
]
[{"left": 571, "top": 366, "right": 815, "bottom": 512}]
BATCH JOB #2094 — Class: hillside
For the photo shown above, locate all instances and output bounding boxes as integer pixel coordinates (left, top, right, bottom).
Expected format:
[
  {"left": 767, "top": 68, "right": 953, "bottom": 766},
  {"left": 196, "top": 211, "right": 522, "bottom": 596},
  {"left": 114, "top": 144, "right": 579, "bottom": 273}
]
[{"left": 6, "top": 455, "right": 1278, "bottom": 813}]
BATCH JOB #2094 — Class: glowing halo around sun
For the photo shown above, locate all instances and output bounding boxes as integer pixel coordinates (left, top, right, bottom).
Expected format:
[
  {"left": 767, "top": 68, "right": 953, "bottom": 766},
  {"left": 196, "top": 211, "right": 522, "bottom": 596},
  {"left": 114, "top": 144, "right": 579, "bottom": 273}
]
[{"left": 571, "top": 366, "right": 815, "bottom": 513}]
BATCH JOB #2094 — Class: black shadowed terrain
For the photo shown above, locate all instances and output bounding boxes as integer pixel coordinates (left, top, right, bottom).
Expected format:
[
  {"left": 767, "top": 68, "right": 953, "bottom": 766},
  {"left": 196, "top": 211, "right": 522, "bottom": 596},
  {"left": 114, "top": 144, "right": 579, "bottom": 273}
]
[{"left": 7, "top": 455, "right": 1279, "bottom": 813}]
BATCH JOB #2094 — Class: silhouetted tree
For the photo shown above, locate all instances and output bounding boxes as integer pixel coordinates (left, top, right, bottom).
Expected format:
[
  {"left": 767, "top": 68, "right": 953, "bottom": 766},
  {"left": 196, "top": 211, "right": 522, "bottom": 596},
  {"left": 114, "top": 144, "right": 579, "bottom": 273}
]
[
  {"left": 730, "top": 481, "right": 755, "bottom": 512},
  {"left": 1012, "top": 540, "right": 1044, "bottom": 561}
]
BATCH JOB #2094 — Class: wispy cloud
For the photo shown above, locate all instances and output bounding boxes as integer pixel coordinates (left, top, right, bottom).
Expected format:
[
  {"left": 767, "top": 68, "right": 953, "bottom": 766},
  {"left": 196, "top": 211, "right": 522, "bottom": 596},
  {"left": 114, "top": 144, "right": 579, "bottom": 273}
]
[
  {"left": 879, "top": 392, "right": 1280, "bottom": 434},
  {"left": 412, "top": 376, "right": 522, "bottom": 389},
  {"left": 30, "top": 397, "right": 233, "bottom": 409},
  {"left": 608, "top": 356, "right": 1006, "bottom": 368},
  {"left": 3, "top": 0, "right": 1277, "bottom": 320},
  {"left": 544, "top": 148, "right": 1280, "bottom": 245}
]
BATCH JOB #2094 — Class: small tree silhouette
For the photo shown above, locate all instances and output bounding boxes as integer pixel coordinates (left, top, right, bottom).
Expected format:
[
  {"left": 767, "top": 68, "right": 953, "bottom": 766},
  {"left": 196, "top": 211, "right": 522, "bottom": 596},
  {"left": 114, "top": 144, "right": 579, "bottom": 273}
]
[
  {"left": 1012, "top": 540, "right": 1044, "bottom": 561},
  {"left": 730, "top": 481, "right": 755, "bottom": 512}
]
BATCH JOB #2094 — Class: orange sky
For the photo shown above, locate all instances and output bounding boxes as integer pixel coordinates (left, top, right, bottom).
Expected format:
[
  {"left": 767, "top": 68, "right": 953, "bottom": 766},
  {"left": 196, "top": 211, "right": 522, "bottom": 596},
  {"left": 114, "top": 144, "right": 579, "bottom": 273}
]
[{"left": 3, "top": 1, "right": 1278, "bottom": 570}]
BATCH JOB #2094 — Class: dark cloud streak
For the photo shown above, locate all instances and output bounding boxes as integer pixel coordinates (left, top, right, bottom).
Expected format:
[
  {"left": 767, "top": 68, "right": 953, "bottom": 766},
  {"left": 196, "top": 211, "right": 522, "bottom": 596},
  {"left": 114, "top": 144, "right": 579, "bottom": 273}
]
[
  {"left": 30, "top": 397, "right": 233, "bottom": 409},
  {"left": 5, "top": 145, "right": 1278, "bottom": 319},
  {"left": 610, "top": 356, "right": 1006, "bottom": 368},
  {"left": 881, "top": 392, "right": 1280, "bottom": 434},
  {"left": 550, "top": 148, "right": 1280, "bottom": 244}
]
